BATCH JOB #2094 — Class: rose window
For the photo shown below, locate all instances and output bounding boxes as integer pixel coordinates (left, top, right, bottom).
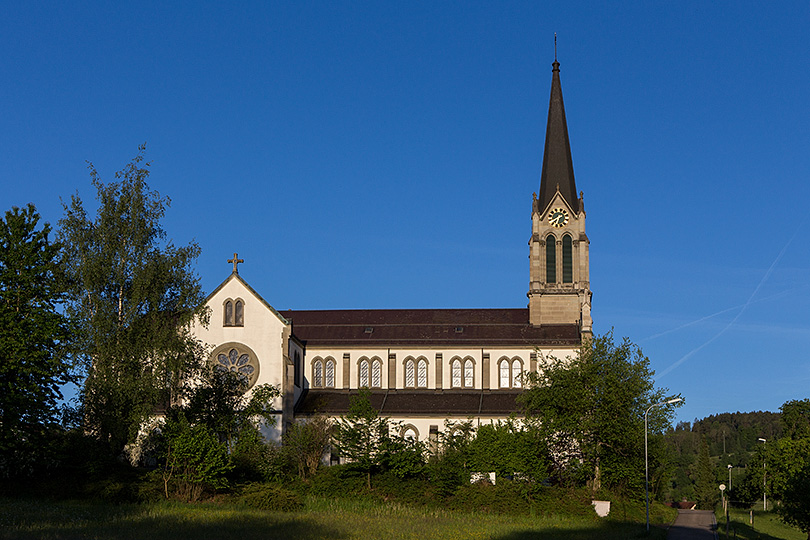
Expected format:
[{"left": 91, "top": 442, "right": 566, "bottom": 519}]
[{"left": 215, "top": 348, "right": 257, "bottom": 388}]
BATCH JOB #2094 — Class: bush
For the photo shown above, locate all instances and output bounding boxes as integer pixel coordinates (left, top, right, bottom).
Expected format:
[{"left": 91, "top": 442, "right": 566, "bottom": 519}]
[
  {"left": 238, "top": 482, "right": 303, "bottom": 512},
  {"left": 308, "top": 464, "right": 366, "bottom": 497},
  {"left": 162, "top": 416, "right": 232, "bottom": 501}
]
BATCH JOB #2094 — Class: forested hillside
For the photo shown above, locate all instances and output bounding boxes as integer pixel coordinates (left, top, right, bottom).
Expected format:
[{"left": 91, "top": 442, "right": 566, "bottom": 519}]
[{"left": 664, "top": 410, "right": 781, "bottom": 502}]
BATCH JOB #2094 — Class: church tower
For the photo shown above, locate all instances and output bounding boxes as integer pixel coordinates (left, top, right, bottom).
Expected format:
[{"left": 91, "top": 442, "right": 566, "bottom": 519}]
[{"left": 528, "top": 57, "right": 592, "bottom": 337}]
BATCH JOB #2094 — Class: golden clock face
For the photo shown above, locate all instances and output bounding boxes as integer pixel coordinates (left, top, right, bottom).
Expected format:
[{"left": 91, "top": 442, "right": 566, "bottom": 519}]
[{"left": 548, "top": 208, "right": 569, "bottom": 228}]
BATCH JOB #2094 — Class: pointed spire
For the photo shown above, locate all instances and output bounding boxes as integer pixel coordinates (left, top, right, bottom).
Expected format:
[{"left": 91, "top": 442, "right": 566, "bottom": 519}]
[{"left": 538, "top": 53, "right": 578, "bottom": 214}]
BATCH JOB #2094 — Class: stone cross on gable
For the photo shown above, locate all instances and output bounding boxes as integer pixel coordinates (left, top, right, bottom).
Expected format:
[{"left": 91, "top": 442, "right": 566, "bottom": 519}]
[{"left": 228, "top": 253, "right": 244, "bottom": 274}]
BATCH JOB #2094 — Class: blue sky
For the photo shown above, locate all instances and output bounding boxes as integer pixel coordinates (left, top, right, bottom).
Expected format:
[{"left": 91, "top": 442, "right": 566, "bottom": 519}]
[{"left": 2, "top": 2, "right": 808, "bottom": 426}]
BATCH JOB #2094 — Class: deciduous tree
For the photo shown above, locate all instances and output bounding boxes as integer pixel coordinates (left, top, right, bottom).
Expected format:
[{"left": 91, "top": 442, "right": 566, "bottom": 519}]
[
  {"left": 519, "top": 332, "right": 679, "bottom": 495},
  {"left": 58, "top": 145, "right": 207, "bottom": 455},
  {"left": 780, "top": 399, "right": 810, "bottom": 440}
]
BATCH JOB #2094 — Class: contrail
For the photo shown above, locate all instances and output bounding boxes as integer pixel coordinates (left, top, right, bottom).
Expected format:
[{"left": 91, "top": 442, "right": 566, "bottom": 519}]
[
  {"left": 644, "top": 287, "right": 798, "bottom": 341},
  {"left": 657, "top": 220, "right": 804, "bottom": 379}
]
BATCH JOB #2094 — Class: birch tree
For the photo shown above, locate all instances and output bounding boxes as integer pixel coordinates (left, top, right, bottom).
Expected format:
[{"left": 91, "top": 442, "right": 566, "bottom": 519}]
[{"left": 59, "top": 145, "right": 207, "bottom": 455}]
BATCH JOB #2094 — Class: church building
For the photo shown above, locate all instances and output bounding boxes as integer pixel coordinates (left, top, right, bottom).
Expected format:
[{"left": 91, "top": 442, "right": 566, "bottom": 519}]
[{"left": 190, "top": 58, "right": 592, "bottom": 446}]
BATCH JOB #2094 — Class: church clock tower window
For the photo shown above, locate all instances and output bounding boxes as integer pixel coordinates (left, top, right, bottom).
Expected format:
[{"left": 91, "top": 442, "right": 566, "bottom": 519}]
[
  {"left": 546, "top": 235, "right": 557, "bottom": 283},
  {"left": 562, "top": 234, "right": 573, "bottom": 283}
]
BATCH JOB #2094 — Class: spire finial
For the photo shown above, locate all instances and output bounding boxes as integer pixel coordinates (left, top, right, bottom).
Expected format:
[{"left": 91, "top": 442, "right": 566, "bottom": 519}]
[{"left": 552, "top": 33, "right": 560, "bottom": 72}]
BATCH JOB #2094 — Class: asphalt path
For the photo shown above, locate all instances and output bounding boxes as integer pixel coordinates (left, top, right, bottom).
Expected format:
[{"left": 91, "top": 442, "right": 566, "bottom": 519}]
[{"left": 668, "top": 510, "right": 718, "bottom": 540}]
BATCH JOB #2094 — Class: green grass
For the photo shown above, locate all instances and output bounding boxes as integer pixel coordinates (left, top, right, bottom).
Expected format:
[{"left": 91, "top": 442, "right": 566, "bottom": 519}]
[
  {"left": 0, "top": 496, "right": 671, "bottom": 540},
  {"left": 714, "top": 504, "right": 806, "bottom": 540}
]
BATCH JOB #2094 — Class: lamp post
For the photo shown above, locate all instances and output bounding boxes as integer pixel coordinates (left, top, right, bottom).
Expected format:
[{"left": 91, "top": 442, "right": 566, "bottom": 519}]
[
  {"left": 757, "top": 438, "right": 767, "bottom": 511},
  {"left": 728, "top": 464, "right": 733, "bottom": 493},
  {"left": 645, "top": 397, "right": 683, "bottom": 532}
]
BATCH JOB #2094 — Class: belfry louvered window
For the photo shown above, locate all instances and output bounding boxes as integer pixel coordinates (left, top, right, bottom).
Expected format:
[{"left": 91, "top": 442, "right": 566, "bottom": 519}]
[
  {"left": 562, "top": 234, "right": 573, "bottom": 283},
  {"left": 546, "top": 234, "right": 556, "bottom": 283}
]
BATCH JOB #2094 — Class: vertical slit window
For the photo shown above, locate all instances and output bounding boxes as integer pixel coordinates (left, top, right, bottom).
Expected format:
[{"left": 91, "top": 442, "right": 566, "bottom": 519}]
[
  {"left": 224, "top": 300, "right": 234, "bottom": 326},
  {"left": 325, "top": 359, "right": 335, "bottom": 387},
  {"left": 546, "top": 235, "right": 556, "bottom": 283},
  {"left": 562, "top": 235, "right": 573, "bottom": 283},
  {"left": 235, "top": 300, "right": 244, "bottom": 325}
]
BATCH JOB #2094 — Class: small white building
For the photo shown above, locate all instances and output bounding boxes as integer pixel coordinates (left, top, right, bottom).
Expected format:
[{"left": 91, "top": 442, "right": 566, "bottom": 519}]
[{"left": 191, "top": 58, "right": 592, "bottom": 449}]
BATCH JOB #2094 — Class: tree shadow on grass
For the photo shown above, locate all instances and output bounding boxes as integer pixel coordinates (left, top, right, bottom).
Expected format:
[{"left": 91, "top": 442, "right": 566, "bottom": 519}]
[
  {"left": 490, "top": 521, "right": 669, "bottom": 540},
  {"left": 0, "top": 501, "right": 347, "bottom": 540}
]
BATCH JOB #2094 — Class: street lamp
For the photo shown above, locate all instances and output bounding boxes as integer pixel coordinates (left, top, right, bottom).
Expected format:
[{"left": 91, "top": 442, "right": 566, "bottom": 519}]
[
  {"left": 728, "top": 464, "right": 733, "bottom": 493},
  {"left": 758, "top": 438, "right": 767, "bottom": 511},
  {"left": 646, "top": 397, "right": 683, "bottom": 532}
]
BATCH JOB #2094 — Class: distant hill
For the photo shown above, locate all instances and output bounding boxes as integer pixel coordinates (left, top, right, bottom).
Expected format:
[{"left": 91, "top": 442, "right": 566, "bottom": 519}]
[{"left": 666, "top": 411, "right": 781, "bottom": 466}]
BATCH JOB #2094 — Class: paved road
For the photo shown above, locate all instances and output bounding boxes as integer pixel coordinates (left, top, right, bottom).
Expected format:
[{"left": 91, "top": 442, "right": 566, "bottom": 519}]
[{"left": 668, "top": 510, "right": 717, "bottom": 540}]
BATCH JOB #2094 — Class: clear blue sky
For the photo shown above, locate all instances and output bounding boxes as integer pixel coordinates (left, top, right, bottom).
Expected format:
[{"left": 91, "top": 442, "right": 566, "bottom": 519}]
[{"left": 2, "top": 2, "right": 808, "bottom": 426}]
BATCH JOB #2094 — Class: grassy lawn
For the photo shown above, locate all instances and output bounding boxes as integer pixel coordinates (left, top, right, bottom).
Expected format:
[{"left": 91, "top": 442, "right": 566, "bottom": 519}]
[
  {"left": 0, "top": 496, "right": 671, "bottom": 540},
  {"left": 714, "top": 504, "right": 806, "bottom": 540}
]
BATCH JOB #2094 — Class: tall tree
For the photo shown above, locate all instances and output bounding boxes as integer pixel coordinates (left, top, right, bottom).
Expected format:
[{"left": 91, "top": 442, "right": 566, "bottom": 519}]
[
  {"left": 693, "top": 437, "right": 718, "bottom": 510},
  {"left": 776, "top": 462, "right": 810, "bottom": 540},
  {"left": 335, "top": 388, "right": 395, "bottom": 489},
  {"left": 519, "top": 332, "right": 679, "bottom": 494},
  {"left": 780, "top": 399, "right": 810, "bottom": 440},
  {"left": 58, "top": 145, "right": 207, "bottom": 455},
  {"left": 0, "top": 204, "right": 71, "bottom": 473}
]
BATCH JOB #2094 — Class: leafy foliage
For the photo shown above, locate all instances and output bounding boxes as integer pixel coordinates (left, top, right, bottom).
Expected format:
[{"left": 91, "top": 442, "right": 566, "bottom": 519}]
[
  {"left": 58, "top": 145, "right": 207, "bottom": 455},
  {"left": 161, "top": 415, "right": 232, "bottom": 501},
  {"left": 334, "top": 388, "right": 425, "bottom": 488},
  {"left": 467, "top": 419, "right": 549, "bottom": 483},
  {"left": 775, "top": 462, "right": 810, "bottom": 539},
  {"left": 693, "top": 437, "right": 718, "bottom": 510},
  {"left": 519, "top": 332, "right": 678, "bottom": 494},
  {"left": 283, "top": 416, "right": 332, "bottom": 480},
  {"left": 780, "top": 399, "right": 810, "bottom": 440},
  {"left": 184, "top": 368, "right": 280, "bottom": 449},
  {"left": 0, "top": 204, "right": 71, "bottom": 475},
  {"left": 238, "top": 482, "right": 304, "bottom": 512}
]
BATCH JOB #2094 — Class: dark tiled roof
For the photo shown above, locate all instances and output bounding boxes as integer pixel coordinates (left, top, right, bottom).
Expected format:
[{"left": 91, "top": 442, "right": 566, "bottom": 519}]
[
  {"left": 278, "top": 308, "right": 580, "bottom": 347},
  {"left": 295, "top": 389, "right": 523, "bottom": 417},
  {"left": 537, "top": 59, "right": 579, "bottom": 215}
]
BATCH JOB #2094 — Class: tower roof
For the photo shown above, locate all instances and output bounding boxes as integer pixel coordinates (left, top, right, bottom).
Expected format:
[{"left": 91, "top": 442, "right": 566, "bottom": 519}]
[{"left": 538, "top": 59, "right": 579, "bottom": 214}]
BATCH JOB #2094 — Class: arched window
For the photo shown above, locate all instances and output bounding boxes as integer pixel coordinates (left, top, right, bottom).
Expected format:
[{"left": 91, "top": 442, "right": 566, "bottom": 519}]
[
  {"left": 224, "top": 300, "right": 234, "bottom": 326},
  {"left": 451, "top": 358, "right": 462, "bottom": 388},
  {"left": 562, "top": 234, "right": 573, "bottom": 283},
  {"left": 402, "top": 425, "right": 419, "bottom": 441},
  {"left": 405, "top": 359, "right": 415, "bottom": 387},
  {"left": 371, "top": 359, "right": 382, "bottom": 388},
  {"left": 464, "top": 359, "right": 474, "bottom": 388},
  {"left": 512, "top": 359, "right": 523, "bottom": 388},
  {"left": 546, "top": 234, "right": 556, "bottom": 283},
  {"left": 359, "top": 359, "right": 369, "bottom": 387},
  {"left": 324, "top": 358, "right": 335, "bottom": 388},
  {"left": 499, "top": 359, "right": 510, "bottom": 388},
  {"left": 313, "top": 359, "right": 323, "bottom": 387},
  {"left": 417, "top": 358, "right": 428, "bottom": 388},
  {"left": 235, "top": 300, "right": 244, "bottom": 325}
]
